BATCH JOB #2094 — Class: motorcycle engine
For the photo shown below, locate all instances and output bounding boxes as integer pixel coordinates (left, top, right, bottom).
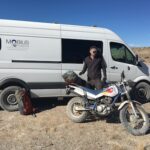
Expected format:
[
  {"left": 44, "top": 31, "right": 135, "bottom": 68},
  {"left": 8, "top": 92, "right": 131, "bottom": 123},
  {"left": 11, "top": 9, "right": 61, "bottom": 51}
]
[
  {"left": 101, "top": 97, "right": 113, "bottom": 104},
  {"left": 96, "top": 97, "right": 113, "bottom": 116},
  {"left": 97, "top": 105, "right": 111, "bottom": 116}
]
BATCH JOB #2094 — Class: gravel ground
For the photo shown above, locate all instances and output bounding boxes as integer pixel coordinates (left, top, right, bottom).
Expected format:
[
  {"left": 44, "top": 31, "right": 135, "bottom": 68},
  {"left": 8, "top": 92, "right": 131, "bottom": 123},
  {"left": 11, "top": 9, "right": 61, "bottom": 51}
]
[{"left": 0, "top": 99, "right": 150, "bottom": 150}]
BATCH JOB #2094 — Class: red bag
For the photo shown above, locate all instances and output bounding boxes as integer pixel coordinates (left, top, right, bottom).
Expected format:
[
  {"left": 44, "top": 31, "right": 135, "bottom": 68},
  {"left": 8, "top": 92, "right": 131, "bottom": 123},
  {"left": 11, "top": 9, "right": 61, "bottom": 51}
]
[{"left": 15, "top": 89, "right": 37, "bottom": 116}]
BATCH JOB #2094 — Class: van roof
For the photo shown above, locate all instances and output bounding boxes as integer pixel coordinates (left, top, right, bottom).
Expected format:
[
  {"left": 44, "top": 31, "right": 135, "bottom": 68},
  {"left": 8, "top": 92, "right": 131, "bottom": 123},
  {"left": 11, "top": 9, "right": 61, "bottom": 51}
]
[{"left": 0, "top": 19, "right": 123, "bottom": 41}]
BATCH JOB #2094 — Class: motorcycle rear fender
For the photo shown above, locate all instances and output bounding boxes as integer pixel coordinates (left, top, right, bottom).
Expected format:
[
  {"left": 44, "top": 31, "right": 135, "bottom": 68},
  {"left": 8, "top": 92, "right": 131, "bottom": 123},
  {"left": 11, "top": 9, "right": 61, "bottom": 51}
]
[
  {"left": 118, "top": 101, "right": 142, "bottom": 110},
  {"left": 68, "top": 85, "right": 85, "bottom": 96}
]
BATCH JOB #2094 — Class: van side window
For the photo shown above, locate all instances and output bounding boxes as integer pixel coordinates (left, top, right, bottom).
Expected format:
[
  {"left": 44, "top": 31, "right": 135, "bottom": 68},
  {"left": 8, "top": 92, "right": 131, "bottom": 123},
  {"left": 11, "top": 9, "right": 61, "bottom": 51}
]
[
  {"left": 62, "top": 39, "right": 103, "bottom": 63},
  {"left": 0, "top": 39, "right": 1, "bottom": 50},
  {"left": 110, "top": 42, "right": 136, "bottom": 65}
]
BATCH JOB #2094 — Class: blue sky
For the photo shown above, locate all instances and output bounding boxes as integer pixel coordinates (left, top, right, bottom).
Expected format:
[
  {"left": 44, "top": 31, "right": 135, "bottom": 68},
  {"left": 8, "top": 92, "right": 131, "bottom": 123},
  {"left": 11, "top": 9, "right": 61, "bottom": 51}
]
[{"left": 0, "top": 0, "right": 150, "bottom": 47}]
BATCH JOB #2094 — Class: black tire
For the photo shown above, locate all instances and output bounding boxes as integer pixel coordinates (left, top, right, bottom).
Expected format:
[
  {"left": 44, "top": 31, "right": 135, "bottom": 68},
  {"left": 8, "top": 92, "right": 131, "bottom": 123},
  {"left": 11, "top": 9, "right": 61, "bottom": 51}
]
[
  {"left": 0, "top": 86, "right": 22, "bottom": 111},
  {"left": 66, "top": 97, "right": 88, "bottom": 123},
  {"left": 134, "top": 82, "right": 150, "bottom": 103},
  {"left": 120, "top": 104, "right": 150, "bottom": 136}
]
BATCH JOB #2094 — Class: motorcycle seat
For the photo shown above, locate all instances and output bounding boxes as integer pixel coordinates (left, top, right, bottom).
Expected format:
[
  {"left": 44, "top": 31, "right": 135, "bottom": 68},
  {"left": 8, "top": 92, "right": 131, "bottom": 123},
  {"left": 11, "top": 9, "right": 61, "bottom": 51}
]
[{"left": 80, "top": 86, "right": 104, "bottom": 96}]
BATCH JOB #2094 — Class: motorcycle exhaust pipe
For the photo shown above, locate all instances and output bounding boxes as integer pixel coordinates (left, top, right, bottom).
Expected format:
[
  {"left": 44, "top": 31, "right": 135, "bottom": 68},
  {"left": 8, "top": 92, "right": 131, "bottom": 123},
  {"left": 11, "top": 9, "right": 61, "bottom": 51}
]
[
  {"left": 75, "top": 105, "right": 94, "bottom": 111},
  {"left": 75, "top": 107, "right": 90, "bottom": 111}
]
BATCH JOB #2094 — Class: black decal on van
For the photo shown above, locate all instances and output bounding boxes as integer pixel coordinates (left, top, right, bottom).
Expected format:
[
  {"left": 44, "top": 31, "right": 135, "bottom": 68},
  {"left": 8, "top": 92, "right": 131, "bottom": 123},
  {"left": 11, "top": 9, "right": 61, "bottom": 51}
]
[
  {"left": 27, "top": 82, "right": 66, "bottom": 89},
  {"left": 0, "top": 38, "right": 1, "bottom": 50},
  {"left": 12, "top": 60, "right": 61, "bottom": 63}
]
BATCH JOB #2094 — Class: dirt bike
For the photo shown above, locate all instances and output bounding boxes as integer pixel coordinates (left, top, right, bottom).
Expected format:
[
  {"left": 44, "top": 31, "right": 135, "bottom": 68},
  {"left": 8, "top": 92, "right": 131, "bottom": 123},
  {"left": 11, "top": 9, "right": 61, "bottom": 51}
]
[{"left": 63, "top": 71, "right": 150, "bottom": 136}]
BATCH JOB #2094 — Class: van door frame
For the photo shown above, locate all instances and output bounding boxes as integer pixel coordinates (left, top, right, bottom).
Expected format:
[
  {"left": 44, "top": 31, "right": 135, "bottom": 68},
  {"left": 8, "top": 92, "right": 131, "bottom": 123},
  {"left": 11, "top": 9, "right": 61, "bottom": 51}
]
[{"left": 106, "top": 40, "right": 138, "bottom": 82}]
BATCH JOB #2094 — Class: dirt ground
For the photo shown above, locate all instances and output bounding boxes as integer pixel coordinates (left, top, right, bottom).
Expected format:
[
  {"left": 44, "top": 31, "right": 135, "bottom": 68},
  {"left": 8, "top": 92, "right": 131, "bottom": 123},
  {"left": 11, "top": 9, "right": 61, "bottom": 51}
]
[
  {"left": 0, "top": 48, "right": 150, "bottom": 150},
  {"left": 0, "top": 99, "right": 150, "bottom": 150}
]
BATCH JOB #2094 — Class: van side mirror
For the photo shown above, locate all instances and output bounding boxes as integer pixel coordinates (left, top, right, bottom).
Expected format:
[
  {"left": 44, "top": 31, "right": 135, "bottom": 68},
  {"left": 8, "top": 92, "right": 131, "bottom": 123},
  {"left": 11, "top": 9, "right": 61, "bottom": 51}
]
[
  {"left": 136, "top": 54, "right": 138, "bottom": 62},
  {"left": 135, "top": 54, "right": 139, "bottom": 65},
  {"left": 135, "top": 54, "right": 142, "bottom": 67}
]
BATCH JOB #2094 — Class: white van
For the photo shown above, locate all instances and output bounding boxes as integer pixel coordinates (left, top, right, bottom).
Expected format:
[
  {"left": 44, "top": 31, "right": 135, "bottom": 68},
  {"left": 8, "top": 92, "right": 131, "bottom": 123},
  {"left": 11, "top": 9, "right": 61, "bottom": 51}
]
[{"left": 0, "top": 19, "right": 149, "bottom": 111}]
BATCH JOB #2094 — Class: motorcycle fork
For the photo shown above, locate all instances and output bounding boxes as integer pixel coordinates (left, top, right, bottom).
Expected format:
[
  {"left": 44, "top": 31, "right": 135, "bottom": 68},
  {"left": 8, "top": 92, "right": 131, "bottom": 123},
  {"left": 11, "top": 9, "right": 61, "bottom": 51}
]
[
  {"left": 123, "top": 83, "right": 139, "bottom": 118},
  {"left": 125, "top": 91, "right": 138, "bottom": 118},
  {"left": 129, "top": 102, "right": 138, "bottom": 118}
]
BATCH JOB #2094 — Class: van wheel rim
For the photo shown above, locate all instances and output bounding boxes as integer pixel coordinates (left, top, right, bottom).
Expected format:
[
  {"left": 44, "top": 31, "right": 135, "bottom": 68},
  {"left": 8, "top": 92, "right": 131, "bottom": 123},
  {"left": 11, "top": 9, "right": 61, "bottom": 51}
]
[
  {"left": 7, "top": 94, "right": 17, "bottom": 105},
  {"left": 137, "top": 88, "right": 147, "bottom": 99}
]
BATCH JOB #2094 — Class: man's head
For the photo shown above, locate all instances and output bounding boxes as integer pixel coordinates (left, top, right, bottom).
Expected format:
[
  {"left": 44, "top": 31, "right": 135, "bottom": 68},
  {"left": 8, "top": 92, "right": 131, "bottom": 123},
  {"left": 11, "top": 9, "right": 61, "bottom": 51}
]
[{"left": 89, "top": 46, "right": 97, "bottom": 57}]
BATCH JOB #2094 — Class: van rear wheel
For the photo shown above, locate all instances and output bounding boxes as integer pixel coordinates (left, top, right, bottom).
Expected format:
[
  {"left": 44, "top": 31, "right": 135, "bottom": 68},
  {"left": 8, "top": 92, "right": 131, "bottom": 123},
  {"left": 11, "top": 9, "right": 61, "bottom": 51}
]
[
  {"left": 0, "top": 86, "right": 21, "bottom": 111},
  {"left": 134, "top": 82, "right": 150, "bottom": 103}
]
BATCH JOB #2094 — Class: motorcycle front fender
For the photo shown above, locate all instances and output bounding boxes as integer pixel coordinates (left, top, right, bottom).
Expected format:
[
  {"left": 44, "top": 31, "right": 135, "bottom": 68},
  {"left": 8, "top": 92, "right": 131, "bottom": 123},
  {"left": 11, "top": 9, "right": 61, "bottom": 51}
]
[{"left": 118, "top": 101, "right": 142, "bottom": 110}]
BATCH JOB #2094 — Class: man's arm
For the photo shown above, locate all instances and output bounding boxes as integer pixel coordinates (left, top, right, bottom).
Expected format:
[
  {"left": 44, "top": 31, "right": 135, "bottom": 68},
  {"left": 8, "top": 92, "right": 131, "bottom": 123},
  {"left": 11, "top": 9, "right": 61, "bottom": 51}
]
[{"left": 79, "top": 61, "right": 87, "bottom": 75}]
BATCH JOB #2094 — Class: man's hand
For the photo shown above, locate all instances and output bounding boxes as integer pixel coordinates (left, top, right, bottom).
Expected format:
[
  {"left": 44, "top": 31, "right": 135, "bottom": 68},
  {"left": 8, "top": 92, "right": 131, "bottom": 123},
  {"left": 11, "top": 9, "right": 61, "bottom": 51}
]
[
  {"left": 79, "top": 72, "right": 83, "bottom": 76},
  {"left": 102, "top": 77, "right": 107, "bottom": 82}
]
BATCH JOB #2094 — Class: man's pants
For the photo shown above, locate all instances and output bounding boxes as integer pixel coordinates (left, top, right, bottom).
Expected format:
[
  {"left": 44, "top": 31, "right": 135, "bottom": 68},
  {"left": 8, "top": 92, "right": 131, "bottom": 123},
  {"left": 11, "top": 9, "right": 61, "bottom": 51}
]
[{"left": 87, "top": 78, "right": 102, "bottom": 90}]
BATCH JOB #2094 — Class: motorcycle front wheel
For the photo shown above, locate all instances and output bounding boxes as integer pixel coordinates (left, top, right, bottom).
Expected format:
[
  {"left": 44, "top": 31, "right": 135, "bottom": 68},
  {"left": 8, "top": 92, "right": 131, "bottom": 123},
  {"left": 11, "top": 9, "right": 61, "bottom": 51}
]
[
  {"left": 120, "top": 104, "right": 149, "bottom": 136},
  {"left": 66, "top": 97, "right": 89, "bottom": 123}
]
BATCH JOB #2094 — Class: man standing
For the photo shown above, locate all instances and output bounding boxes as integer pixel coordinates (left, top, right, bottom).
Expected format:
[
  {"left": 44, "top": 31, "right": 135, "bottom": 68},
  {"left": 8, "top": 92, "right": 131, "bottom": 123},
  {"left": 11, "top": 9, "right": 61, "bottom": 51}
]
[{"left": 79, "top": 46, "right": 107, "bottom": 90}]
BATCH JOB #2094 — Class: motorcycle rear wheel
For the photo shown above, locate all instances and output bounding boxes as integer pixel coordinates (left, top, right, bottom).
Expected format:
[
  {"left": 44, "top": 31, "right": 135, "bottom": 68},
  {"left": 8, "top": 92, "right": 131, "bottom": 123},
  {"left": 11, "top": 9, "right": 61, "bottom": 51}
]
[
  {"left": 120, "top": 104, "right": 149, "bottom": 136},
  {"left": 66, "top": 97, "right": 88, "bottom": 123}
]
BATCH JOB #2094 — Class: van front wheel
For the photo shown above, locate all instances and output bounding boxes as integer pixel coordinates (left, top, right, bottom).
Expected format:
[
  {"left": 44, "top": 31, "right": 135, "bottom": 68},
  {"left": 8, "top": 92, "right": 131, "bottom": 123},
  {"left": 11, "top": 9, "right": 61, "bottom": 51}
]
[
  {"left": 0, "top": 86, "right": 21, "bottom": 111},
  {"left": 134, "top": 82, "right": 150, "bottom": 103}
]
